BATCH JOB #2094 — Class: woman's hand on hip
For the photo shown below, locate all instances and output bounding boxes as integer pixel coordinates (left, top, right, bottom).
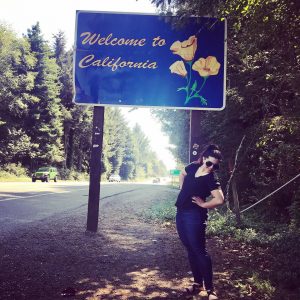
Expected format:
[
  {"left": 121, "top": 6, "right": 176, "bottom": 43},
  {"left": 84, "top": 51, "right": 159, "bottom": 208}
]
[{"left": 192, "top": 196, "right": 205, "bottom": 207}]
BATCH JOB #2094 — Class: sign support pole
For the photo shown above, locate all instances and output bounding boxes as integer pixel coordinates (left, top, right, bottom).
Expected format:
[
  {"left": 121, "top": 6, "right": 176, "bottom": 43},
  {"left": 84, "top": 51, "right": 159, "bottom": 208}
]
[
  {"left": 189, "top": 110, "right": 202, "bottom": 163},
  {"left": 86, "top": 106, "right": 105, "bottom": 232}
]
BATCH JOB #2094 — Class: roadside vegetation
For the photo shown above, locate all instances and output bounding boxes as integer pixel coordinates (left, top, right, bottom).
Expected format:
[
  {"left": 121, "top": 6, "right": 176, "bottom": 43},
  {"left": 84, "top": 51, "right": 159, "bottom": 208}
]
[
  {"left": 149, "top": 1, "right": 299, "bottom": 298},
  {"left": 0, "top": 23, "right": 167, "bottom": 181},
  {"left": 144, "top": 195, "right": 300, "bottom": 299},
  {"left": 0, "top": 163, "right": 30, "bottom": 181}
]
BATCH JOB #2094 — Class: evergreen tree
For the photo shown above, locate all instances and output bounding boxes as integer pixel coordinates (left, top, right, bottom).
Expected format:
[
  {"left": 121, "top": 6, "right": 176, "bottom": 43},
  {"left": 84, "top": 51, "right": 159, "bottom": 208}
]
[
  {"left": 53, "top": 31, "right": 75, "bottom": 168},
  {"left": 119, "top": 130, "right": 137, "bottom": 180},
  {"left": 131, "top": 124, "right": 150, "bottom": 178},
  {"left": 106, "top": 108, "right": 127, "bottom": 174},
  {"left": 25, "top": 23, "right": 64, "bottom": 168},
  {"left": 0, "top": 24, "right": 36, "bottom": 166}
]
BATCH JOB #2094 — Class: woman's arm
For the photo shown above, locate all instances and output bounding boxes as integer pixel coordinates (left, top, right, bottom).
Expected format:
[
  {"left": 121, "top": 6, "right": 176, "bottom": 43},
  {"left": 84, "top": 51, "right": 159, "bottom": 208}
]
[
  {"left": 179, "top": 170, "right": 187, "bottom": 189},
  {"left": 192, "top": 189, "right": 224, "bottom": 209}
]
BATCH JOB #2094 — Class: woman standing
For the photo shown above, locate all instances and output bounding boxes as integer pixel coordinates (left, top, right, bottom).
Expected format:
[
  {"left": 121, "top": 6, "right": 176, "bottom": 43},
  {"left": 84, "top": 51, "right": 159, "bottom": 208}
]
[{"left": 176, "top": 144, "right": 224, "bottom": 300}]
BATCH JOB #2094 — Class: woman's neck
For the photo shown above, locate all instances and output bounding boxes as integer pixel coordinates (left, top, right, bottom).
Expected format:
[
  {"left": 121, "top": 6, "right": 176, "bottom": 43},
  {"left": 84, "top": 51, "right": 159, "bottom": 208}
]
[{"left": 195, "top": 164, "right": 210, "bottom": 177}]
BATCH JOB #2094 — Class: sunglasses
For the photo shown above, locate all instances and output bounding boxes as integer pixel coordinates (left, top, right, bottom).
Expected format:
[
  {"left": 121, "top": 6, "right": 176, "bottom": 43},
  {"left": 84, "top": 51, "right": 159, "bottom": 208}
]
[{"left": 205, "top": 161, "right": 220, "bottom": 170}]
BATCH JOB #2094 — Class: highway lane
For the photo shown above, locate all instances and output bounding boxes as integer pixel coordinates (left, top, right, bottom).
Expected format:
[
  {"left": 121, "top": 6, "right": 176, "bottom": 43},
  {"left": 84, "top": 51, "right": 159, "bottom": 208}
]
[{"left": 0, "top": 181, "right": 159, "bottom": 236}]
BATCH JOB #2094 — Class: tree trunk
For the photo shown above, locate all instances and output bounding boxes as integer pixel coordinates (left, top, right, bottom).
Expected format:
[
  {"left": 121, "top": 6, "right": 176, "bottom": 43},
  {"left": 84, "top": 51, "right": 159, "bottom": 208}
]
[
  {"left": 63, "top": 122, "right": 71, "bottom": 168},
  {"left": 66, "top": 127, "right": 74, "bottom": 169}
]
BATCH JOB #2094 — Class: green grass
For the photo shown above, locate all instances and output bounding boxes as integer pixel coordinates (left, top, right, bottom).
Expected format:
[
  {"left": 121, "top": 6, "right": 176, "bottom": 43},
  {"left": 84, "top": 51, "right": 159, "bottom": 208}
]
[{"left": 142, "top": 197, "right": 176, "bottom": 224}]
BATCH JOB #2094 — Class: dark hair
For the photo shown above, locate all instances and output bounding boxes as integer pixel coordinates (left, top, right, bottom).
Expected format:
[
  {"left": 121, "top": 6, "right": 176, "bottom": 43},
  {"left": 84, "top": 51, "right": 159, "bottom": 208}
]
[{"left": 200, "top": 144, "right": 222, "bottom": 162}]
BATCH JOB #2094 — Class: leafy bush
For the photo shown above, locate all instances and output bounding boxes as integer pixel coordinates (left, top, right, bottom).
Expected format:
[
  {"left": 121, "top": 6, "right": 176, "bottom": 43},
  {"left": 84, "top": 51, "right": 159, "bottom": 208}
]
[
  {"left": 58, "top": 168, "right": 71, "bottom": 180},
  {"left": 58, "top": 168, "right": 88, "bottom": 181},
  {"left": 0, "top": 163, "right": 29, "bottom": 179},
  {"left": 270, "top": 229, "right": 300, "bottom": 289},
  {"left": 206, "top": 210, "right": 237, "bottom": 236},
  {"left": 289, "top": 187, "right": 300, "bottom": 229},
  {"left": 208, "top": 210, "right": 300, "bottom": 292},
  {"left": 69, "top": 170, "right": 89, "bottom": 181},
  {"left": 248, "top": 273, "right": 275, "bottom": 299}
]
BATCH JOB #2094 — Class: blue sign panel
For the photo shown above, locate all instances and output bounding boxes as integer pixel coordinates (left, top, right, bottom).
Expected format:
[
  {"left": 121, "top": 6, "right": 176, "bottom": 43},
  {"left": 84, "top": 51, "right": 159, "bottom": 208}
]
[{"left": 74, "top": 11, "right": 226, "bottom": 110}]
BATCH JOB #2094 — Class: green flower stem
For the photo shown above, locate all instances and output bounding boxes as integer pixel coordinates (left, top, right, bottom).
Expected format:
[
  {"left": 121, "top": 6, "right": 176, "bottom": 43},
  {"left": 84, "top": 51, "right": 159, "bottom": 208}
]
[
  {"left": 197, "top": 76, "right": 208, "bottom": 94},
  {"left": 187, "top": 61, "right": 193, "bottom": 87},
  {"left": 184, "top": 61, "right": 193, "bottom": 105},
  {"left": 183, "top": 64, "right": 209, "bottom": 106},
  {"left": 184, "top": 77, "right": 189, "bottom": 104},
  {"left": 186, "top": 76, "right": 208, "bottom": 105}
]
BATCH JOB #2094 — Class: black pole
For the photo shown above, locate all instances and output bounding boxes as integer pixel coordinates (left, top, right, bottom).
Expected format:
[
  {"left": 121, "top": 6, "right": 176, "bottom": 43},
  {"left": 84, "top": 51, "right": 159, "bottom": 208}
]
[
  {"left": 189, "top": 110, "right": 202, "bottom": 163},
  {"left": 87, "top": 106, "right": 105, "bottom": 232}
]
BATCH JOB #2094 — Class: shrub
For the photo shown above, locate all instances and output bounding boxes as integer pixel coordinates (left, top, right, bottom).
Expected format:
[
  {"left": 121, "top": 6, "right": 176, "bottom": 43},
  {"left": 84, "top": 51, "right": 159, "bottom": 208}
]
[
  {"left": 58, "top": 168, "right": 71, "bottom": 180},
  {"left": 270, "top": 229, "right": 300, "bottom": 289},
  {"left": 0, "top": 163, "right": 29, "bottom": 179},
  {"left": 248, "top": 273, "right": 275, "bottom": 299},
  {"left": 69, "top": 170, "right": 89, "bottom": 181},
  {"left": 58, "top": 168, "right": 89, "bottom": 181},
  {"left": 206, "top": 210, "right": 237, "bottom": 237}
]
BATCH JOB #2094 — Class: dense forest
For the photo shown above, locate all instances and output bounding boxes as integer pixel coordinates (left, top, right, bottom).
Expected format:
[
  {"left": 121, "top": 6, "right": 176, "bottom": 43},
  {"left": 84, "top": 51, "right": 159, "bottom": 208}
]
[{"left": 0, "top": 23, "right": 167, "bottom": 180}]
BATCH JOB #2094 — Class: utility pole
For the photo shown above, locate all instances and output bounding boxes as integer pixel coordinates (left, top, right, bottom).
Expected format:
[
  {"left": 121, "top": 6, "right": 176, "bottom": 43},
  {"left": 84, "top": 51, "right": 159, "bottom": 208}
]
[{"left": 86, "top": 106, "right": 105, "bottom": 232}]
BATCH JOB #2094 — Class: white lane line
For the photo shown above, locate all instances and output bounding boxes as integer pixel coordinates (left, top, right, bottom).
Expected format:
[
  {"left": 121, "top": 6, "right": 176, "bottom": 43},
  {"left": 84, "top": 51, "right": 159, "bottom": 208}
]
[
  {"left": 0, "top": 194, "right": 23, "bottom": 198},
  {"left": 0, "top": 188, "right": 87, "bottom": 202}
]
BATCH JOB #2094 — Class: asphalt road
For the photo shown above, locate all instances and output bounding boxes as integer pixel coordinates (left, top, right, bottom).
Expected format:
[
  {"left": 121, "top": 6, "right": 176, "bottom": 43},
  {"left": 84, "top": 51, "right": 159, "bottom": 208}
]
[
  {"left": 0, "top": 181, "right": 187, "bottom": 300},
  {"left": 0, "top": 181, "right": 166, "bottom": 236}
]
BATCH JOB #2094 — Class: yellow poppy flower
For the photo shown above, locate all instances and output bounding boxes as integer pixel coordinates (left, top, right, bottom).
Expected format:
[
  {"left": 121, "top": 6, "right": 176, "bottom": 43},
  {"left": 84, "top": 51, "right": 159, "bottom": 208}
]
[
  {"left": 192, "top": 56, "right": 221, "bottom": 77},
  {"left": 169, "top": 61, "right": 188, "bottom": 77},
  {"left": 170, "top": 35, "right": 197, "bottom": 61}
]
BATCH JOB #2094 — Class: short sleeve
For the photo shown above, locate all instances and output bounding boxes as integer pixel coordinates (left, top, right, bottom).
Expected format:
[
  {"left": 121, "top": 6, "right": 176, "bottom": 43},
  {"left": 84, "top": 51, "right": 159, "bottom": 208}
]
[
  {"left": 185, "top": 162, "right": 199, "bottom": 174},
  {"left": 207, "top": 172, "right": 221, "bottom": 192}
]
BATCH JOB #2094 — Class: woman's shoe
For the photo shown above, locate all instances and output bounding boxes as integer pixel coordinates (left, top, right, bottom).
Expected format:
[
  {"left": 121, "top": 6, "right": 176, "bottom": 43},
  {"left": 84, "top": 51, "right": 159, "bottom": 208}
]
[
  {"left": 207, "top": 290, "right": 218, "bottom": 300},
  {"left": 184, "top": 283, "right": 205, "bottom": 295}
]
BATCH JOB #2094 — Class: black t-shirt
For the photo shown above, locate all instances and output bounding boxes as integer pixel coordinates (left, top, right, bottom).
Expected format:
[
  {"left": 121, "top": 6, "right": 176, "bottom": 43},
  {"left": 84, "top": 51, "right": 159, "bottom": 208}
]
[{"left": 175, "top": 162, "right": 221, "bottom": 212}]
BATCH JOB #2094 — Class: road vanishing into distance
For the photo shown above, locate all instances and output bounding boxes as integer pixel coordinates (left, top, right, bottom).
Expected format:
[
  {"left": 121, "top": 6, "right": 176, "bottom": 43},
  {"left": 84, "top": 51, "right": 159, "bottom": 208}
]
[{"left": 0, "top": 181, "right": 172, "bottom": 237}]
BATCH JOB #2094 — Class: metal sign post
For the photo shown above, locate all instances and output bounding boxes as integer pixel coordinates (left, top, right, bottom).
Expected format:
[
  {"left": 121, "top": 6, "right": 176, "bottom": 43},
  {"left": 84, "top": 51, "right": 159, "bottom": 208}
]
[
  {"left": 189, "top": 110, "right": 203, "bottom": 163},
  {"left": 86, "top": 106, "right": 104, "bottom": 232}
]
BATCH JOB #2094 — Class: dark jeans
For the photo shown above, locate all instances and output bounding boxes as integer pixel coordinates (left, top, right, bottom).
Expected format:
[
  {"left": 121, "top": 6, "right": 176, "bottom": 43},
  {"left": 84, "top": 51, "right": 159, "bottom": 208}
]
[{"left": 176, "top": 209, "right": 213, "bottom": 291}]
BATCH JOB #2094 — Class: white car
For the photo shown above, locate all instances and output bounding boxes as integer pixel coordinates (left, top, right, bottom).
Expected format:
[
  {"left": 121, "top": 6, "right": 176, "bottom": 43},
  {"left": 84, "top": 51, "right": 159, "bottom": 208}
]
[{"left": 108, "top": 174, "right": 121, "bottom": 182}]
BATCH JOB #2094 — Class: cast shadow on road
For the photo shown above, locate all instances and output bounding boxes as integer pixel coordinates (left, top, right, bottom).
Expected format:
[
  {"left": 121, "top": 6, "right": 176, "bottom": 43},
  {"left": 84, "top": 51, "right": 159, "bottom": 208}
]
[
  {"left": 73, "top": 229, "right": 190, "bottom": 299},
  {"left": 0, "top": 209, "right": 192, "bottom": 300}
]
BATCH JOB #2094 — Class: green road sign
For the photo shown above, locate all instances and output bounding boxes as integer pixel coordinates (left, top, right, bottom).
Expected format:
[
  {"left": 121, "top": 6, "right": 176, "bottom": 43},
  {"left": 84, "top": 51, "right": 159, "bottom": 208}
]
[{"left": 170, "top": 169, "right": 181, "bottom": 176}]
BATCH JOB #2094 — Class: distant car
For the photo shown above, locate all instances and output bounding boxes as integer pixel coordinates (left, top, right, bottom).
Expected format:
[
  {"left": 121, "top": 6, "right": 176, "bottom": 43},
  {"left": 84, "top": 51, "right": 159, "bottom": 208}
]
[
  {"left": 109, "top": 174, "right": 121, "bottom": 182},
  {"left": 32, "top": 167, "right": 58, "bottom": 182},
  {"left": 152, "top": 177, "right": 160, "bottom": 183}
]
